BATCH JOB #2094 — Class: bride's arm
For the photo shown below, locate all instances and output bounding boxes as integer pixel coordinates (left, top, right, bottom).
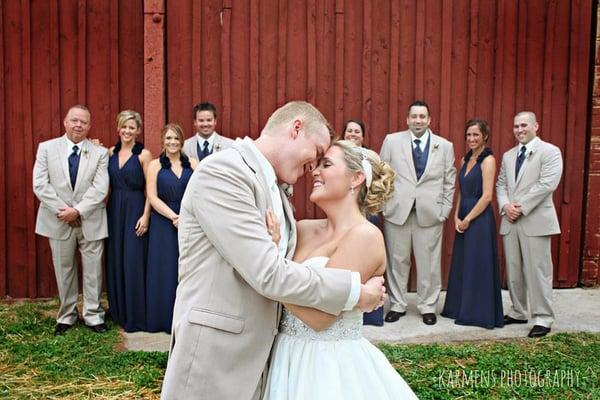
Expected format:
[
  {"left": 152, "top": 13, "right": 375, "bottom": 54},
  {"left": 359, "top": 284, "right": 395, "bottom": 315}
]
[{"left": 284, "top": 223, "right": 386, "bottom": 331}]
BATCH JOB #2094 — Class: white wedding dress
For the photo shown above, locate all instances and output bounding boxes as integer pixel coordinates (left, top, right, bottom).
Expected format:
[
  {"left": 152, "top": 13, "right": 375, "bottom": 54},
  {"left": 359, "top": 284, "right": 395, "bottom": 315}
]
[{"left": 263, "top": 257, "right": 418, "bottom": 400}]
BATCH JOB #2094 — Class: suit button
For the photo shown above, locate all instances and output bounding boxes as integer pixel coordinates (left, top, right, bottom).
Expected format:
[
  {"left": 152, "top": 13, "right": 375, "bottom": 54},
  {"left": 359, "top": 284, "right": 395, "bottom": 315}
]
[{"left": 272, "top": 329, "right": 278, "bottom": 336}]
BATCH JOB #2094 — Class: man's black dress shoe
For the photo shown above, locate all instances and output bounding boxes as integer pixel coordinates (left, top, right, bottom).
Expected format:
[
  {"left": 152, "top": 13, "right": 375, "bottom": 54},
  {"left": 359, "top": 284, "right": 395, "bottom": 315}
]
[
  {"left": 503, "top": 315, "right": 528, "bottom": 325},
  {"left": 54, "top": 323, "right": 73, "bottom": 336},
  {"left": 422, "top": 313, "right": 437, "bottom": 325},
  {"left": 528, "top": 325, "right": 551, "bottom": 338},
  {"left": 384, "top": 311, "right": 406, "bottom": 323},
  {"left": 86, "top": 323, "right": 108, "bottom": 333}
]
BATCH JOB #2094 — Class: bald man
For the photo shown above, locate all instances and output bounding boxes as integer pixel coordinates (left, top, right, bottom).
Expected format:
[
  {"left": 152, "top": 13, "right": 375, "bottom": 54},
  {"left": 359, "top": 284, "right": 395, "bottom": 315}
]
[{"left": 496, "top": 111, "right": 563, "bottom": 338}]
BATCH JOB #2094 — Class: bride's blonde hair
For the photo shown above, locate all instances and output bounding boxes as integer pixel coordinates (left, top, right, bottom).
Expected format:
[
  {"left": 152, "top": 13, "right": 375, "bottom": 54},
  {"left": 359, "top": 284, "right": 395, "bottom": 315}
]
[{"left": 332, "top": 140, "right": 395, "bottom": 216}]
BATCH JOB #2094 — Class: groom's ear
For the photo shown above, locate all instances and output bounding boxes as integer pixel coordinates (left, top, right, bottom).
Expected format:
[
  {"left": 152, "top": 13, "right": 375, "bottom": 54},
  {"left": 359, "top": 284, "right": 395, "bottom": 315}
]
[{"left": 291, "top": 119, "right": 302, "bottom": 139}]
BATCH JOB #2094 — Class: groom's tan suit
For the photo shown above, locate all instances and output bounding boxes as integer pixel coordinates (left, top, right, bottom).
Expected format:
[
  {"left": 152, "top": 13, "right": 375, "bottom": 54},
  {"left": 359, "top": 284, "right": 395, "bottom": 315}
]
[
  {"left": 380, "top": 130, "right": 455, "bottom": 314},
  {"left": 33, "top": 135, "right": 109, "bottom": 325},
  {"left": 496, "top": 137, "right": 562, "bottom": 328},
  {"left": 161, "top": 138, "right": 354, "bottom": 400}
]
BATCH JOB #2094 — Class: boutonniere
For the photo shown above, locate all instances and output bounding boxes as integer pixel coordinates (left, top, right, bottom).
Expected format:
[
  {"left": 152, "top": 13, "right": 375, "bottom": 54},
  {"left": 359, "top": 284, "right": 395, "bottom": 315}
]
[
  {"left": 527, "top": 150, "right": 534, "bottom": 160},
  {"left": 433, "top": 143, "right": 439, "bottom": 151},
  {"left": 214, "top": 143, "right": 221, "bottom": 152},
  {"left": 280, "top": 183, "right": 294, "bottom": 199},
  {"left": 82, "top": 148, "right": 89, "bottom": 158}
]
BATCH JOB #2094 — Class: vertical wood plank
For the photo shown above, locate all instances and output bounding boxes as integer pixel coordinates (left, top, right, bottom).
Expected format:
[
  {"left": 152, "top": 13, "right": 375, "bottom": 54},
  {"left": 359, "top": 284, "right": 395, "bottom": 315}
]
[
  {"left": 220, "top": 0, "right": 232, "bottom": 134},
  {"left": 466, "top": 0, "right": 479, "bottom": 119},
  {"left": 334, "top": 0, "right": 344, "bottom": 130},
  {"left": 387, "top": 0, "right": 400, "bottom": 134},
  {"left": 0, "top": 1, "right": 6, "bottom": 297},
  {"left": 414, "top": 0, "right": 425, "bottom": 98},
  {"left": 439, "top": 0, "right": 452, "bottom": 135},
  {"left": 361, "top": 0, "right": 372, "bottom": 136},
  {"left": 276, "top": 0, "right": 288, "bottom": 106},
  {"left": 144, "top": 0, "right": 165, "bottom": 155},
  {"left": 78, "top": 0, "right": 86, "bottom": 104},
  {"left": 249, "top": 0, "right": 260, "bottom": 137},
  {"left": 191, "top": 0, "right": 202, "bottom": 105}
]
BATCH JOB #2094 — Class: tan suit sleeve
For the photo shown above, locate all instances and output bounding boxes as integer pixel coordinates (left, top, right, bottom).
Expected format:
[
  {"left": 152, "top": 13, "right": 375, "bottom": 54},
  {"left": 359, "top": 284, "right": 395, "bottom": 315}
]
[
  {"left": 33, "top": 141, "right": 68, "bottom": 212},
  {"left": 441, "top": 141, "right": 456, "bottom": 219},
  {"left": 190, "top": 159, "right": 352, "bottom": 315}
]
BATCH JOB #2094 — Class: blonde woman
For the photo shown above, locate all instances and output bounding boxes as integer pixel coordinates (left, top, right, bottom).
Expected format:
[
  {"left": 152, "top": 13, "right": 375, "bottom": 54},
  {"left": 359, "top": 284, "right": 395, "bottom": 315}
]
[
  {"left": 263, "top": 141, "right": 417, "bottom": 400},
  {"left": 106, "top": 110, "right": 152, "bottom": 332}
]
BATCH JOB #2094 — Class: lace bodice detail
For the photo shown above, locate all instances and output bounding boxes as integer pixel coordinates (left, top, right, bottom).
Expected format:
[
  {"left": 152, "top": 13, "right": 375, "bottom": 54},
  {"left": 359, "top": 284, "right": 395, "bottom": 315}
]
[{"left": 278, "top": 257, "right": 363, "bottom": 341}]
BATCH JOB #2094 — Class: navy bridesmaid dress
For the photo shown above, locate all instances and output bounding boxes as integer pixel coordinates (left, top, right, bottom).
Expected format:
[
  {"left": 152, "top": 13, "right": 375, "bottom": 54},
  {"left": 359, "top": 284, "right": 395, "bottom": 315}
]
[
  {"left": 146, "top": 154, "right": 193, "bottom": 333},
  {"left": 107, "top": 142, "right": 148, "bottom": 332},
  {"left": 441, "top": 148, "right": 504, "bottom": 329}
]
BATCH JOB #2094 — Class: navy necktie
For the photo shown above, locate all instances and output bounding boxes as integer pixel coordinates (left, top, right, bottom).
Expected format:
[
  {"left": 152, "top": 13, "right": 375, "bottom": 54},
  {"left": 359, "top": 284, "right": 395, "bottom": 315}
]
[
  {"left": 515, "top": 146, "right": 527, "bottom": 180},
  {"left": 68, "top": 145, "right": 80, "bottom": 189},
  {"left": 199, "top": 140, "right": 210, "bottom": 161},
  {"left": 414, "top": 139, "right": 422, "bottom": 156}
]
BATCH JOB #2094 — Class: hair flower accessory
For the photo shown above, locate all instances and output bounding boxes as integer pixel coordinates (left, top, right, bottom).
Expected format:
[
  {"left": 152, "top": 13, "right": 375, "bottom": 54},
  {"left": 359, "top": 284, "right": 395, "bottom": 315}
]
[{"left": 360, "top": 148, "right": 373, "bottom": 189}]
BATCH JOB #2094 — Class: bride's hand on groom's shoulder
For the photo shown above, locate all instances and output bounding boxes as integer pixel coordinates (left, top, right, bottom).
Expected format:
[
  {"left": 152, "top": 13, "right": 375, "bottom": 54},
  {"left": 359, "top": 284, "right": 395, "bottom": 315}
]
[
  {"left": 266, "top": 209, "right": 281, "bottom": 245},
  {"left": 358, "top": 276, "right": 386, "bottom": 312}
]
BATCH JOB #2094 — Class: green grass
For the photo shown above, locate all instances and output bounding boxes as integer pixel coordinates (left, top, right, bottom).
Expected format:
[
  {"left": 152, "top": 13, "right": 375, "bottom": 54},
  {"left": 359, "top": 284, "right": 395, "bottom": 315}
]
[{"left": 0, "top": 299, "right": 598, "bottom": 399}]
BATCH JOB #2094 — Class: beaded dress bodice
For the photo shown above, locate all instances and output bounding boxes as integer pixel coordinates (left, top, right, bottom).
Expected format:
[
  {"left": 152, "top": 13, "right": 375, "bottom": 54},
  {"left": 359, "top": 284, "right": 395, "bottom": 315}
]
[{"left": 278, "top": 257, "right": 362, "bottom": 341}]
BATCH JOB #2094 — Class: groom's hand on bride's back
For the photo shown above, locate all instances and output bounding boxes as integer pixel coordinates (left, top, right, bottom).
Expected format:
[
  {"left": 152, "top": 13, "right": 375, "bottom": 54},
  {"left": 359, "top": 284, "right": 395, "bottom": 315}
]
[{"left": 358, "top": 276, "right": 386, "bottom": 312}]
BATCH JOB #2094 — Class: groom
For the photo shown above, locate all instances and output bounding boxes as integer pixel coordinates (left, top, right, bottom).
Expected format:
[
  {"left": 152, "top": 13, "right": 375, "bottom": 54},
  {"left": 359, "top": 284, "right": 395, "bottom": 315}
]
[{"left": 161, "top": 101, "right": 385, "bottom": 400}]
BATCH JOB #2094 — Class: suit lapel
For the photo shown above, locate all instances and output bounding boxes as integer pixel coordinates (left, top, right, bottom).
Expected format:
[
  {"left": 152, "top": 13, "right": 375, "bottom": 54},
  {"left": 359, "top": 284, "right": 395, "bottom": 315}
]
[
  {"left": 73, "top": 139, "right": 91, "bottom": 194},
  {"left": 58, "top": 135, "right": 73, "bottom": 191},
  {"left": 401, "top": 132, "right": 418, "bottom": 183},
  {"left": 419, "top": 131, "right": 436, "bottom": 182},
  {"left": 515, "top": 138, "right": 540, "bottom": 186}
]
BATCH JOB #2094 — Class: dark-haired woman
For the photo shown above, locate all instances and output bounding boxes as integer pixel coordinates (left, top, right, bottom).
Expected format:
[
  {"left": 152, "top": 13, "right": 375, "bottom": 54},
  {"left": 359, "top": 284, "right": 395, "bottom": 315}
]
[
  {"left": 107, "top": 110, "right": 153, "bottom": 332},
  {"left": 441, "top": 119, "right": 504, "bottom": 329},
  {"left": 145, "top": 123, "right": 198, "bottom": 333}
]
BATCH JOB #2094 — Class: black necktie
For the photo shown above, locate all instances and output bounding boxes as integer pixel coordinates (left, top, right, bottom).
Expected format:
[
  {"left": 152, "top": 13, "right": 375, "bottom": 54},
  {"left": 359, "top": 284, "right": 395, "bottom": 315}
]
[
  {"left": 414, "top": 139, "right": 422, "bottom": 157},
  {"left": 515, "top": 146, "right": 527, "bottom": 180},
  {"left": 199, "top": 140, "right": 210, "bottom": 161},
  {"left": 68, "top": 145, "right": 80, "bottom": 189}
]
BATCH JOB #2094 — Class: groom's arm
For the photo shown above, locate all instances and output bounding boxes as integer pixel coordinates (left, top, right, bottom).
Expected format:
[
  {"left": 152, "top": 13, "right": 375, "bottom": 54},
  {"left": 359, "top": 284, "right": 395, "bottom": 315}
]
[{"left": 285, "top": 224, "right": 386, "bottom": 331}]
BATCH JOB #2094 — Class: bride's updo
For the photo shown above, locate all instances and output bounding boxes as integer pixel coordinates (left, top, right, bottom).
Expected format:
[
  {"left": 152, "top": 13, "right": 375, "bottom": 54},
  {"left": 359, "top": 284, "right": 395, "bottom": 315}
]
[{"left": 333, "top": 140, "right": 395, "bottom": 216}]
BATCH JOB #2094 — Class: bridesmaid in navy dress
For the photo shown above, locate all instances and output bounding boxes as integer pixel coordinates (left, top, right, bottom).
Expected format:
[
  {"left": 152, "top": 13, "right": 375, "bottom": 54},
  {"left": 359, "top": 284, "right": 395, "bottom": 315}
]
[
  {"left": 442, "top": 119, "right": 504, "bottom": 329},
  {"left": 344, "top": 119, "right": 384, "bottom": 326},
  {"left": 146, "top": 123, "right": 198, "bottom": 333},
  {"left": 107, "top": 110, "right": 153, "bottom": 332}
]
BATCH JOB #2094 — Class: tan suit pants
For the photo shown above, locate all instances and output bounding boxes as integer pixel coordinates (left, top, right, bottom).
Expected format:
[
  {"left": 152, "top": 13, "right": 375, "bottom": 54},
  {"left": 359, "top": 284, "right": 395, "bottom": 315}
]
[
  {"left": 384, "top": 211, "right": 443, "bottom": 314},
  {"left": 49, "top": 227, "right": 105, "bottom": 325},
  {"left": 503, "top": 223, "right": 554, "bottom": 327}
]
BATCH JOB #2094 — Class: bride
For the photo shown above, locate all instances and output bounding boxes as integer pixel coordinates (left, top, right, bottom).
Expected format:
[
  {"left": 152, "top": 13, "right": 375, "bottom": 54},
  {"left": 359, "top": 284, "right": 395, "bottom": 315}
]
[{"left": 263, "top": 140, "right": 418, "bottom": 399}]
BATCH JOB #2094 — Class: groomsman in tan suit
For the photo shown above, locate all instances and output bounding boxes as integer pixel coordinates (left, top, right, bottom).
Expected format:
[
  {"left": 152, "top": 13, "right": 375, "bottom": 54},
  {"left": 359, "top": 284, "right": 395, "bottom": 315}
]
[
  {"left": 380, "top": 100, "right": 456, "bottom": 325},
  {"left": 161, "top": 101, "right": 385, "bottom": 400},
  {"left": 496, "top": 111, "right": 563, "bottom": 338},
  {"left": 182, "top": 102, "right": 234, "bottom": 161},
  {"left": 33, "top": 105, "right": 109, "bottom": 336}
]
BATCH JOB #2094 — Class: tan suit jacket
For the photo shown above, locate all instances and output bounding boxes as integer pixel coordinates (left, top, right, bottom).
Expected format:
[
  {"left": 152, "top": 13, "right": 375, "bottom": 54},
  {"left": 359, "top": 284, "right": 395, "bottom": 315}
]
[
  {"left": 182, "top": 132, "right": 234, "bottom": 160},
  {"left": 161, "top": 138, "right": 353, "bottom": 400},
  {"left": 380, "top": 130, "right": 456, "bottom": 227},
  {"left": 496, "top": 138, "right": 562, "bottom": 237},
  {"left": 33, "top": 135, "right": 109, "bottom": 240}
]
